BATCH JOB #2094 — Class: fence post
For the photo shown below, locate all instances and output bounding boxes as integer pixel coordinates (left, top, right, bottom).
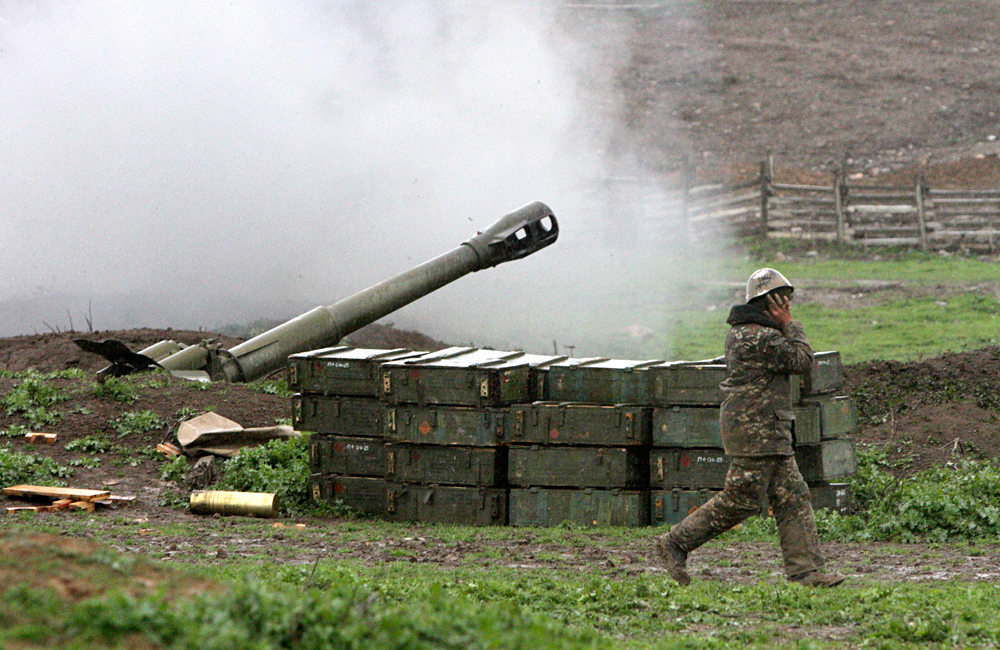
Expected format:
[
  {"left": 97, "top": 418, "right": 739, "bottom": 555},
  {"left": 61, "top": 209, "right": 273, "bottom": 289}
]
[
  {"left": 759, "top": 156, "right": 772, "bottom": 237},
  {"left": 834, "top": 170, "right": 846, "bottom": 243},
  {"left": 915, "top": 173, "right": 928, "bottom": 252}
]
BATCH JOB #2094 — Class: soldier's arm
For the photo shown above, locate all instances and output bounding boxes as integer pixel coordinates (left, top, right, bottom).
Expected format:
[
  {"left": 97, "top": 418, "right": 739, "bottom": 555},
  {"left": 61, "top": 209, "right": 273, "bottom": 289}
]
[{"left": 761, "top": 323, "right": 814, "bottom": 375}]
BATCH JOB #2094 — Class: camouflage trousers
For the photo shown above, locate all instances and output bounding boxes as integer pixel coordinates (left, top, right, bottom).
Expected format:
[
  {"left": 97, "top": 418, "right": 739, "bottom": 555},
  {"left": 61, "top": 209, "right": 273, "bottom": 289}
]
[{"left": 666, "top": 455, "right": 823, "bottom": 580}]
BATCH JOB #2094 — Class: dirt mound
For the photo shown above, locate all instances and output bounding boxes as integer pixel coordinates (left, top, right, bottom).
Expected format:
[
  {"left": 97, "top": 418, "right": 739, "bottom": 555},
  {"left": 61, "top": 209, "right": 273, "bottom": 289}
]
[
  {"left": 0, "top": 324, "right": 449, "bottom": 374},
  {"left": 0, "top": 532, "right": 217, "bottom": 603},
  {"left": 846, "top": 346, "right": 1000, "bottom": 471}
]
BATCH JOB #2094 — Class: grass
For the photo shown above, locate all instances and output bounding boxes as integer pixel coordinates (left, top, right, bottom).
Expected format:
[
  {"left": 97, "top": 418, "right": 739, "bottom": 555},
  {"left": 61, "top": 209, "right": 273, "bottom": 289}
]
[{"left": 609, "top": 252, "right": 1000, "bottom": 363}]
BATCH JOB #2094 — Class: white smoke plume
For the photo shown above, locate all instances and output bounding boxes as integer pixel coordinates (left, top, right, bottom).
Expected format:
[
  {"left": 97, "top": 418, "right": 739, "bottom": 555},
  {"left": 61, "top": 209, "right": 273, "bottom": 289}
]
[{"left": 1, "top": 1, "right": 714, "bottom": 357}]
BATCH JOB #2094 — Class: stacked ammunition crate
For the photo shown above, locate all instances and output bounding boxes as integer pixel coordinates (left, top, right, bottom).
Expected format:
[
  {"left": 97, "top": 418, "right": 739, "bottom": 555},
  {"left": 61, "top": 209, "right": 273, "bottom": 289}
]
[
  {"left": 646, "top": 351, "right": 857, "bottom": 527},
  {"left": 295, "top": 346, "right": 857, "bottom": 528},
  {"left": 291, "top": 347, "right": 424, "bottom": 517},
  {"left": 293, "top": 346, "right": 566, "bottom": 525},
  {"left": 507, "top": 359, "right": 658, "bottom": 527}
]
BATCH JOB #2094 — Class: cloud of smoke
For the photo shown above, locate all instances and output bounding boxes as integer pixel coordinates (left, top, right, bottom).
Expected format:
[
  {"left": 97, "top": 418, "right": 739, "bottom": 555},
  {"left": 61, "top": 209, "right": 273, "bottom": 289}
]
[{"left": 1, "top": 1, "right": 715, "bottom": 357}]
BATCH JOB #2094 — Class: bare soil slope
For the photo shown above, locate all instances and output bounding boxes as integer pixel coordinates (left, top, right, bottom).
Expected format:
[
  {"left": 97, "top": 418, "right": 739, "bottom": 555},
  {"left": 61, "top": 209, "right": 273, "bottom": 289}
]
[{"left": 597, "top": 0, "right": 1000, "bottom": 179}]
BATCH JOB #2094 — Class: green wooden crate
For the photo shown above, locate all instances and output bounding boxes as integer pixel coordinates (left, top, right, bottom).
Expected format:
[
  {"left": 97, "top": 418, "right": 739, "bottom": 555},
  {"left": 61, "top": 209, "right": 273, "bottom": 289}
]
[
  {"left": 652, "top": 406, "right": 721, "bottom": 447},
  {"left": 650, "top": 448, "right": 730, "bottom": 489},
  {"left": 386, "top": 444, "right": 506, "bottom": 487},
  {"left": 380, "top": 348, "right": 563, "bottom": 407},
  {"left": 796, "top": 439, "right": 858, "bottom": 482},
  {"left": 799, "top": 395, "right": 857, "bottom": 439},
  {"left": 650, "top": 488, "right": 717, "bottom": 527},
  {"left": 793, "top": 404, "right": 822, "bottom": 446},
  {"left": 509, "top": 402, "right": 651, "bottom": 446},
  {"left": 807, "top": 482, "right": 851, "bottom": 515},
  {"left": 293, "top": 394, "right": 382, "bottom": 437},
  {"left": 288, "top": 347, "right": 425, "bottom": 396},
  {"left": 311, "top": 474, "right": 387, "bottom": 516},
  {"left": 649, "top": 363, "right": 728, "bottom": 406},
  {"left": 802, "top": 351, "right": 845, "bottom": 396},
  {"left": 386, "top": 483, "right": 507, "bottom": 525},
  {"left": 546, "top": 358, "right": 661, "bottom": 404},
  {"left": 508, "top": 446, "right": 648, "bottom": 489},
  {"left": 384, "top": 405, "right": 509, "bottom": 446},
  {"left": 509, "top": 487, "right": 649, "bottom": 527},
  {"left": 310, "top": 435, "right": 387, "bottom": 477}
]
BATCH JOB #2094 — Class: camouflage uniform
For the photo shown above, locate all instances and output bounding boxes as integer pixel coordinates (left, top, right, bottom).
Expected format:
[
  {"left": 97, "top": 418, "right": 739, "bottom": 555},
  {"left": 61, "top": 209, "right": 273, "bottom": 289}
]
[{"left": 662, "top": 305, "right": 825, "bottom": 580}]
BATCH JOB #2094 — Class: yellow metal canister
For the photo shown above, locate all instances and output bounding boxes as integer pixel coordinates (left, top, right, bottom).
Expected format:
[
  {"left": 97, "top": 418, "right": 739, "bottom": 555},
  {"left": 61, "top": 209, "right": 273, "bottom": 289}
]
[{"left": 189, "top": 490, "right": 279, "bottom": 518}]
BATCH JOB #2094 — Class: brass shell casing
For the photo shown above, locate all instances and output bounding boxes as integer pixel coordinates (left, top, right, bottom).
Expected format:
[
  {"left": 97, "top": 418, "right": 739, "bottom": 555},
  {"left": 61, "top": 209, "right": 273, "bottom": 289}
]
[{"left": 189, "top": 490, "right": 279, "bottom": 518}]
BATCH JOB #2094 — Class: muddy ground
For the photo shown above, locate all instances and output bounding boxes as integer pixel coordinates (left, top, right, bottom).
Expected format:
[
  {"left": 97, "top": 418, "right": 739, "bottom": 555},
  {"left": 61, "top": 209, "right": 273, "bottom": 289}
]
[{"left": 3, "top": 325, "right": 1000, "bottom": 585}]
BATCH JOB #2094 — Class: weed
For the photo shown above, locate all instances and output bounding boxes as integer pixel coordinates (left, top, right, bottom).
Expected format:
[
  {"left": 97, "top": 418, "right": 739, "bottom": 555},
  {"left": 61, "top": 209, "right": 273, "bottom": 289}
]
[
  {"left": 65, "top": 436, "right": 112, "bottom": 454},
  {"left": 157, "top": 490, "right": 189, "bottom": 509},
  {"left": 0, "top": 424, "right": 30, "bottom": 438},
  {"left": 216, "top": 433, "right": 340, "bottom": 517},
  {"left": 110, "top": 410, "right": 166, "bottom": 438},
  {"left": 0, "top": 446, "right": 72, "bottom": 486},
  {"left": 1, "top": 370, "right": 66, "bottom": 428},
  {"left": 160, "top": 455, "right": 191, "bottom": 483},
  {"left": 247, "top": 378, "right": 293, "bottom": 398},
  {"left": 90, "top": 377, "right": 142, "bottom": 403},
  {"left": 68, "top": 457, "right": 101, "bottom": 469}
]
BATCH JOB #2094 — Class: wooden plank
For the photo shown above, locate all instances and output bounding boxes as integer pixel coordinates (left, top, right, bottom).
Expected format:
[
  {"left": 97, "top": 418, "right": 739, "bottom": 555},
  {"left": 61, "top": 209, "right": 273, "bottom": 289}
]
[
  {"left": 930, "top": 197, "right": 1000, "bottom": 205},
  {"left": 930, "top": 189, "right": 1000, "bottom": 197},
  {"left": 847, "top": 192, "right": 915, "bottom": 201},
  {"left": 25, "top": 433, "right": 57, "bottom": 444},
  {"left": 771, "top": 182, "right": 832, "bottom": 193},
  {"left": 2, "top": 485, "right": 112, "bottom": 502},
  {"left": 769, "top": 231, "right": 839, "bottom": 241},
  {"left": 851, "top": 237, "right": 922, "bottom": 245},
  {"left": 847, "top": 205, "right": 916, "bottom": 214}
]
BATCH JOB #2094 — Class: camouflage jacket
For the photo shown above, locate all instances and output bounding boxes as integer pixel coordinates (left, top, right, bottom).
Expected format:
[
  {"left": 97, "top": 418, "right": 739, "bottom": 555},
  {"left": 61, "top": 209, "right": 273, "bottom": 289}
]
[{"left": 719, "top": 304, "right": 814, "bottom": 457}]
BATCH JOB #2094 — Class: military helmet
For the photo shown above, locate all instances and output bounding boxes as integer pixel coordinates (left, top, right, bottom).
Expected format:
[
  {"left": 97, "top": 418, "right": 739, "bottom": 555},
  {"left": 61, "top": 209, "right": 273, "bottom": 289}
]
[{"left": 745, "top": 268, "right": 793, "bottom": 302}]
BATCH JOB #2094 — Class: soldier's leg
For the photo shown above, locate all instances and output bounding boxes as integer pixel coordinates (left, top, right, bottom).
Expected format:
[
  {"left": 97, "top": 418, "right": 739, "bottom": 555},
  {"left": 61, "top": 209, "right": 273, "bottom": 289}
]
[
  {"left": 768, "top": 455, "right": 824, "bottom": 580},
  {"left": 656, "top": 457, "right": 768, "bottom": 584},
  {"left": 669, "top": 458, "right": 766, "bottom": 551}
]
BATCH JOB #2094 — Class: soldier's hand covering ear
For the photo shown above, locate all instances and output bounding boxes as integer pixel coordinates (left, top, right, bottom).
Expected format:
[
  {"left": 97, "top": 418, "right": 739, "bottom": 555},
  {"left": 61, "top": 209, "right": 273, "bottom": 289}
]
[{"left": 766, "top": 292, "right": 793, "bottom": 327}]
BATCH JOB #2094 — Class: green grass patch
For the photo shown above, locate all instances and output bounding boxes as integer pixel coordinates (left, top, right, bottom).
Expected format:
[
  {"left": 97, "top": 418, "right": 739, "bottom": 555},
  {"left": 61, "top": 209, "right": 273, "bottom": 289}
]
[{"left": 642, "top": 293, "right": 1000, "bottom": 364}]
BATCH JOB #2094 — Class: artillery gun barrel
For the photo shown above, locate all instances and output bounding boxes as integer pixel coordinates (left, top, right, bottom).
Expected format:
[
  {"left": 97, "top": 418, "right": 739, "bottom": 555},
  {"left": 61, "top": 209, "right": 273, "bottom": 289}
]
[{"left": 158, "top": 201, "right": 557, "bottom": 382}]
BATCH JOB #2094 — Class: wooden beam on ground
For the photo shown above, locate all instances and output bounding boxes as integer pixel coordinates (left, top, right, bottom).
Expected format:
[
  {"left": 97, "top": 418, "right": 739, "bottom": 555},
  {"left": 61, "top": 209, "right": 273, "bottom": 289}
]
[
  {"left": 25, "top": 432, "right": 57, "bottom": 444},
  {"left": 2, "top": 485, "right": 112, "bottom": 502}
]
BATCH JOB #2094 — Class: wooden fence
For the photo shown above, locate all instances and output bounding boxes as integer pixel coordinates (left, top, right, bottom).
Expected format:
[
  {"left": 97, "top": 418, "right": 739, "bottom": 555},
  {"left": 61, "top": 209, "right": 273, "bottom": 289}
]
[{"left": 683, "top": 158, "right": 1000, "bottom": 251}]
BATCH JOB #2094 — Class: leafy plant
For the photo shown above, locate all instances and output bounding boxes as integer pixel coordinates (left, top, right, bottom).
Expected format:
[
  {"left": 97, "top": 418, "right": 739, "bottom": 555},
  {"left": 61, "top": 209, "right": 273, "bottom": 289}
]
[
  {"left": 0, "top": 424, "right": 30, "bottom": 439},
  {"left": 0, "top": 447, "right": 72, "bottom": 486},
  {"left": 1, "top": 370, "right": 67, "bottom": 428},
  {"left": 216, "top": 434, "right": 328, "bottom": 516},
  {"left": 91, "top": 377, "right": 141, "bottom": 403},
  {"left": 160, "top": 455, "right": 191, "bottom": 483},
  {"left": 247, "top": 378, "right": 293, "bottom": 398},
  {"left": 110, "top": 410, "right": 166, "bottom": 438},
  {"left": 68, "top": 457, "right": 101, "bottom": 469},
  {"left": 65, "top": 436, "right": 112, "bottom": 454}
]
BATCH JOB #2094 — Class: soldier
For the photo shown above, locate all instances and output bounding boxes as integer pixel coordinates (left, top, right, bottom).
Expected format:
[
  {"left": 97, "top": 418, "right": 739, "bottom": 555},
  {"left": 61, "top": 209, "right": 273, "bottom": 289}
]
[{"left": 654, "top": 268, "right": 845, "bottom": 588}]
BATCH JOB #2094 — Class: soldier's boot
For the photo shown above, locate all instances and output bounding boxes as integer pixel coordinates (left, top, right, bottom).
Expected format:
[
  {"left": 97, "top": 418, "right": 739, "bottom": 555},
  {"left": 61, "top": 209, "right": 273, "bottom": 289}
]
[
  {"left": 792, "top": 571, "right": 846, "bottom": 588},
  {"left": 653, "top": 536, "right": 690, "bottom": 587},
  {"left": 774, "top": 497, "right": 844, "bottom": 586},
  {"left": 658, "top": 492, "right": 756, "bottom": 586}
]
